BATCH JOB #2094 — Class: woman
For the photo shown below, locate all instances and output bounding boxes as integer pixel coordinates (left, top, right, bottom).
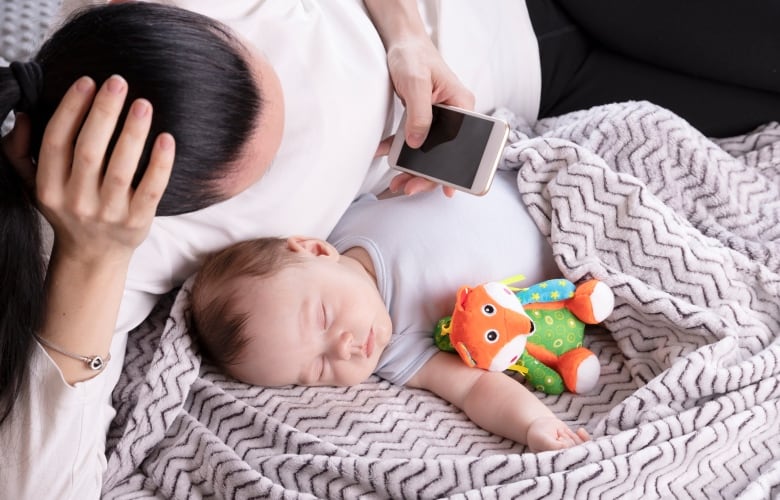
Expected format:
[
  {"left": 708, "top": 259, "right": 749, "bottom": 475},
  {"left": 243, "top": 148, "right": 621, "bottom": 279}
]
[
  {"left": 46, "top": 0, "right": 780, "bottom": 367},
  {"left": 0, "top": 3, "right": 276, "bottom": 497}
]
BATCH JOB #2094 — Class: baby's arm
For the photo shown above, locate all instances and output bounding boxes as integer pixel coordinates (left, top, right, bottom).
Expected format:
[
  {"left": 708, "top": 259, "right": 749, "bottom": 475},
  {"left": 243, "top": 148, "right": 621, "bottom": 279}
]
[{"left": 407, "top": 352, "right": 589, "bottom": 452}]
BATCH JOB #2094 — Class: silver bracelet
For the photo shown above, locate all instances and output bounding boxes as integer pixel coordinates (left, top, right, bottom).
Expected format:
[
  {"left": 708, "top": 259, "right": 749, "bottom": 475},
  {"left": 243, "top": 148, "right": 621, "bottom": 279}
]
[{"left": 34, "top": 335, "right": 111, "bottom": 371}]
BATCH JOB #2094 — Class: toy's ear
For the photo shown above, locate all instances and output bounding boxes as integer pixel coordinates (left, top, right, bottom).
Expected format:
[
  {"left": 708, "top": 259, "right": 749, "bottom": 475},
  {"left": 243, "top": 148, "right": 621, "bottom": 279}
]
[
  {"left": 454, "top": 342, "right": 477, "bottom": 367},
  {"left": 286, "top": 236, "right": 338, "bottom": 259},
  {"left": 455, "top": 286, "right": 472, "bottom": 312}
]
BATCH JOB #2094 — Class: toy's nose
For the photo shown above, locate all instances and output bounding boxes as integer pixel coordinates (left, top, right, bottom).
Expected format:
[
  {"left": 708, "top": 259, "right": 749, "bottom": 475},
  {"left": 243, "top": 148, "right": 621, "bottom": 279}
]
[{"left": 508, "top": 314, "right": 534, "bottom": 336}]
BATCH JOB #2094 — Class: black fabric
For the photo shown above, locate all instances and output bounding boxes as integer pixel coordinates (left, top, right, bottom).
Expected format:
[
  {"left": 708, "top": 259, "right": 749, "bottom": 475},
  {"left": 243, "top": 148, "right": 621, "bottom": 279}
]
[
  {"left": 552, "top": 0, "right": 780, "bottom": 93},
  {"left": 526, "top": 0, "right": 780, "bottom": 137},
  {"left": 9, "top": 60, "right": 43, "bottom": 113}
]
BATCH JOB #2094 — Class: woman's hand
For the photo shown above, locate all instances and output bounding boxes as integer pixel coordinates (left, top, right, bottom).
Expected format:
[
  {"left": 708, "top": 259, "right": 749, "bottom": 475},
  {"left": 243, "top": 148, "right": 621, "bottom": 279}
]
[
  {"left": 36, "top": 74, "right": 174, "bottom": 264},
  {"left": 374, "top": 37, "right": 470, "bottom": 198},
  {"left": 30, "top": 74, "right": 174, "bottom": 382},
  {"left": 383, "top": 37, "right": 473, "bottom": 198},
  {"left": 385, "top": 36, "right": 475, "bottom": 148},
  {"left": 364, "top": 0, "right": 472, "bottom": 197}
]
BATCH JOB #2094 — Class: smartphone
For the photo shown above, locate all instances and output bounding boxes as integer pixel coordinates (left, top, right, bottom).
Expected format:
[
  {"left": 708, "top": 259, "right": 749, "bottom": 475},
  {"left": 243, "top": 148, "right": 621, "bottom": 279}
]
[{"left": 388, "top": 104, "right": 509, "bottom": 195}]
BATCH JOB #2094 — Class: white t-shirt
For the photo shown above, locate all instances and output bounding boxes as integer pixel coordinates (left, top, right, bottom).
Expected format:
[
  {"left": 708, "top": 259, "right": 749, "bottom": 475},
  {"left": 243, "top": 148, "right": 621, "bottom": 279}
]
[
  {"left": 118, "top": 0, "right": 540, "bottom": 338},
  {"left": 4, "top": 2, "right": 541, "bottom": 498},
  {"left": 329, "top": 170, "right": 559, "bottom": 385},
  {"left": 0, "top": 337, "right": 126, "bottom": 499}
]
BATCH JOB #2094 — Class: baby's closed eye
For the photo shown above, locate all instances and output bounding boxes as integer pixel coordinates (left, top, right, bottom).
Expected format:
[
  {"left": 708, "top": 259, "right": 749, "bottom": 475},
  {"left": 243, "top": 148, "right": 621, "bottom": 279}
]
[{"left": 320, "top": 302, "right": 330, "bottom": 330}]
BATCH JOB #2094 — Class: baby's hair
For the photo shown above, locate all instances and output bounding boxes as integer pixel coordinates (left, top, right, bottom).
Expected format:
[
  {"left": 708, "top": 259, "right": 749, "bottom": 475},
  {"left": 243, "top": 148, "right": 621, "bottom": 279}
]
[{"left": 190, "top": 237, "right": 304, "bottom": 371}]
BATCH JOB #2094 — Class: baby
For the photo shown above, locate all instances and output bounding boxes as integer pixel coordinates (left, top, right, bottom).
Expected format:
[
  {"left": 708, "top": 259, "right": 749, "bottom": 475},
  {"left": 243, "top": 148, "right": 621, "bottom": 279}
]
[{"left": 190, "top": 233, "right": 590, "bottom": 452}]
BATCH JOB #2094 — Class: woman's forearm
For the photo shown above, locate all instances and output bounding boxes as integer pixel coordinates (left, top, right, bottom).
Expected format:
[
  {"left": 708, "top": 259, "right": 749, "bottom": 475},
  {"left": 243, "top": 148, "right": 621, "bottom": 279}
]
[
  {"left": 363, "top": 0, "right": 429, "bottom": 49},
  {"left": 37, "top": 248, "right": 131, "bottom": 384}
]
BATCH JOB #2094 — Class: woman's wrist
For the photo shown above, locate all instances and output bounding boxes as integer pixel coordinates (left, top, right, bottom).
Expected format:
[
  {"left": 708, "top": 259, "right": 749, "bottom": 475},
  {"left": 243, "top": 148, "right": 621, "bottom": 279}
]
[
  {"left": 50, "top": 237, "right": 135, "bottom": 269},
  {"left": 39, "top": 245, "right": 131, "bottom": 383}
]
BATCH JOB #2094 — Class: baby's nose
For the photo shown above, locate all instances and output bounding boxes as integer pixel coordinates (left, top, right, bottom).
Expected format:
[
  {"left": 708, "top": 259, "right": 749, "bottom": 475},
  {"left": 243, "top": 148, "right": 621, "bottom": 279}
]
[{"left": 331, "top": 330, "right": 355, "bottom": 361}]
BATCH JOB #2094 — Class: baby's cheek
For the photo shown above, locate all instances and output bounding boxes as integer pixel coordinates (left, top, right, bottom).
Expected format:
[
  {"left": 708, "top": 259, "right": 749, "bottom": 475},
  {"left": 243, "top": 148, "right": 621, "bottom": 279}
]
[{"left": 334, "top": 361, "right": 375, "bottom": 386}]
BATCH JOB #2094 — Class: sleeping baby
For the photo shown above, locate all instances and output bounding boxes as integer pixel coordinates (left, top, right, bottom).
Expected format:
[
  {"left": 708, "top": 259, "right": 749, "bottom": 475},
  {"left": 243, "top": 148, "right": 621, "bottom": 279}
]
[{"left": 189, "top": 171, "right": 590, "bottom": 452}]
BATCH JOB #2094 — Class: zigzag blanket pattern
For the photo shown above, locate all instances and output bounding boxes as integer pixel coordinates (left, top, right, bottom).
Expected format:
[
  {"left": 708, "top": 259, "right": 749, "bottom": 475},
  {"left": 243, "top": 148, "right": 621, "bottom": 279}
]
[{"left": 101, "top": 101, "right": 780, "bottom": 499}]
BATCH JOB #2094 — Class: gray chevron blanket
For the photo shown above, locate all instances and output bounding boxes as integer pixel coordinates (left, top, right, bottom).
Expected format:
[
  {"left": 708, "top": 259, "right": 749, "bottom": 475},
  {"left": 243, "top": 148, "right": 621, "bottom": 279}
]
[{"left": 101, "top": 101, "right": 780, "bottom": 499}]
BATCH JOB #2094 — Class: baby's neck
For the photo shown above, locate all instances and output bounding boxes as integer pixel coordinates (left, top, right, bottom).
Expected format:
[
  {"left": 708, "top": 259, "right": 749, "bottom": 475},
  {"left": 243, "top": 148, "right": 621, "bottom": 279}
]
[{"left": 341, "top": 246, "right": 378, "bottom": 289}]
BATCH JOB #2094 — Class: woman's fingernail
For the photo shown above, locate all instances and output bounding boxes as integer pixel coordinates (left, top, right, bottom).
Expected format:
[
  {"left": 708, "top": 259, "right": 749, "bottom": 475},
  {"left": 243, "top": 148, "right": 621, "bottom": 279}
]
[
  {"left": 106, "top": 75, "right": 126, "bottom": 94},
  {"left": 158, "top": 133, "right": 175, "bottom": 150},
  {"left": 132, "top": 100, "right": 150, "bottom": 118},
  {"left": 75, "top": 77, "right": 93, "bottom": 93}
]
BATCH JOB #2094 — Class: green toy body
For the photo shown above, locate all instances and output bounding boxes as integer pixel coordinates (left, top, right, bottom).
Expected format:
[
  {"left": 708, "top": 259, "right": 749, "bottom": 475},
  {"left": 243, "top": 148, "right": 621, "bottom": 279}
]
[{"left": 435, "top": 278, "right": 614, "bottom": 395}]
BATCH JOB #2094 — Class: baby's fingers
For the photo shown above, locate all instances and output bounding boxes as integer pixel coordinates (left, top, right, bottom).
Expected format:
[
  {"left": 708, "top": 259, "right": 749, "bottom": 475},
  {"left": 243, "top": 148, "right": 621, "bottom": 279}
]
[
  {"left": 129, "top": 133, "right": 174, "bottom": 225},
  {"left": 559, "top": 427, "right": 589, "bottom": 447}
]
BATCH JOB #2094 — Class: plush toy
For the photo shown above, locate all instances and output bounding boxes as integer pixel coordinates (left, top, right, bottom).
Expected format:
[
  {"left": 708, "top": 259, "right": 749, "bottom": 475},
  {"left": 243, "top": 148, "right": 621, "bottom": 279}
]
[
  {"left": 434, "top": 281, "right": 536, "bottom": 372},
  {"left": 435, "top": 278, "right": 614, "bottom": 395}
]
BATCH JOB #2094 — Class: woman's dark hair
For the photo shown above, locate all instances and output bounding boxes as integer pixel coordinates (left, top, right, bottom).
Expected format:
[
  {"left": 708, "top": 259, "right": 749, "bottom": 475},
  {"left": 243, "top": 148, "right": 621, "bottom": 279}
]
[{"left": 0, "top": 2, "right": 262, "bottom": 425}]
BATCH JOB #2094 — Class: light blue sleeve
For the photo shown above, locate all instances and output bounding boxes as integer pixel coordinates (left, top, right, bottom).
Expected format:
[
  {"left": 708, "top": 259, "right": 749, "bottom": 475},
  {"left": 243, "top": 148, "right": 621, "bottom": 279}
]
[{"left": 374, "top": 328, "right": 441, "bottom": 386}]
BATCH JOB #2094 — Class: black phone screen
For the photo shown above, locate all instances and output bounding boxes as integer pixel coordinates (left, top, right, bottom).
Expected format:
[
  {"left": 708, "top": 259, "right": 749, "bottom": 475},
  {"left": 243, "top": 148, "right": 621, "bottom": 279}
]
[{"left": 396, "top": 106, "right": 494, "bottom": 188}]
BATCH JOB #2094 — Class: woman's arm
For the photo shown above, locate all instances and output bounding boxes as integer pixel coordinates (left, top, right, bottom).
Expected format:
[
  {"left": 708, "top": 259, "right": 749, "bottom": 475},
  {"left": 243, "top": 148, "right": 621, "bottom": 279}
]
[
  {"left": 0, "top": 75, "right": 172, "bottom": 499},
  {"left": 30, "top": 75, "right": 173, "bottom": 382},
  {"left": 408, "top": 352, "right": 589, "bottom": 451}
]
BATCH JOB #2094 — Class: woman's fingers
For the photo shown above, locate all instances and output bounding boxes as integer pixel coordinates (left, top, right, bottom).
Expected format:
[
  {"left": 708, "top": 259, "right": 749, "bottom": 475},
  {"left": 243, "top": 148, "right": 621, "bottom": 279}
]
[
  {"left": 130, "top": 132, "right": 174, "bottom": 225},
  {"left": 37, "top": 76, "right": 96, "bottom": 197},
  {"left": 389, "top": 172, "right": 455, "bottom": 198},
  {"left": 32, "top": 75, "right": 173, "bottom": 260},
  {"left": 70, "top": 75, "right": 128, "bottom": 192},
  {"left": 100, "top": 98, "right": 153, "bottom": 215},
  {"left": 400, "top": 73, "right": 434, "bottom": 148},
  {"left": 374, "top": 136, "right": 393, "bottom": 158}
]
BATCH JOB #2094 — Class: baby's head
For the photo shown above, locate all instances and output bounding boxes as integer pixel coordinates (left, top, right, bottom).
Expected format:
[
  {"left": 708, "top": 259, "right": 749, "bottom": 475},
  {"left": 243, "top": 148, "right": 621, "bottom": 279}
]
[{"left": 190, "top": 236, "right": 392, "bottom": 387}]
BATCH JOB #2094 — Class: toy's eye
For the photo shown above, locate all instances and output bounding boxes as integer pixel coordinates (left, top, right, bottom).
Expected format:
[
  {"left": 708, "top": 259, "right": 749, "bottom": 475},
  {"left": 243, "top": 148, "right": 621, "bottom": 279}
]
[
  {"left": 482, "top": 304, "right": 496, "bottom": 316},
  {"left": 485, "top": 329, "right": 499, "bottom": 343},
  {"left": 528, "top": 321, "right": 535, "bottom": 334}
]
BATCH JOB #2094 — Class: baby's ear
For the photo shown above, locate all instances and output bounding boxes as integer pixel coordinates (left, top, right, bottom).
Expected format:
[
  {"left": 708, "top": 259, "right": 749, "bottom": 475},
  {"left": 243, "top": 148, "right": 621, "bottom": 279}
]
[{"left": 286, "top": 236, "right": 338, "bottom": 258}]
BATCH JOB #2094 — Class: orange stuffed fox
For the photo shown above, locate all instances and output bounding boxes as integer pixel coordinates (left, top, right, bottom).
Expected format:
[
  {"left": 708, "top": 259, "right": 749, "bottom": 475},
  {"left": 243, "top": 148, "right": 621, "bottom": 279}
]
[{"left": 438, "top": 281, "right": 536, "bottom": 372}]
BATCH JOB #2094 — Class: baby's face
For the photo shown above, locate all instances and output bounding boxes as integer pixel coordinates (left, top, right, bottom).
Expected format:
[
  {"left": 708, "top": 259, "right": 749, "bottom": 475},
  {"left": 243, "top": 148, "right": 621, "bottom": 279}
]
[{"left": 228, "top": 247, "right": 393, "bottom": 387}]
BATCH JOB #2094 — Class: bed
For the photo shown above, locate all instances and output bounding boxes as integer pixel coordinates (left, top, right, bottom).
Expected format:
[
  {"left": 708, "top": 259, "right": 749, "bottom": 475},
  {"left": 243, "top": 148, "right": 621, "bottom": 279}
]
[{"left": 4, "top": 2, "right": 779, "bottom": 499}]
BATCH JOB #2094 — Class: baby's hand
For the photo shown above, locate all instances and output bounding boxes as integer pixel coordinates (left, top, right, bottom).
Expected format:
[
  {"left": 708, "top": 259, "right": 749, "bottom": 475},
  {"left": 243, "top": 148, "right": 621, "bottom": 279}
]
[{"left": 526, "top": 416, "right": 590, "bottom": 452}]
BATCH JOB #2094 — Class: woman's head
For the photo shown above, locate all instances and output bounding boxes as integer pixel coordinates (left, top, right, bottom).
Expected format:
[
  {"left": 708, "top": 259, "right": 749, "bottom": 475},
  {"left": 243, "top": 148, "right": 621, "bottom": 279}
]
[{"left": 6, "top": 1, "right": 282, "bottom": 215}]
